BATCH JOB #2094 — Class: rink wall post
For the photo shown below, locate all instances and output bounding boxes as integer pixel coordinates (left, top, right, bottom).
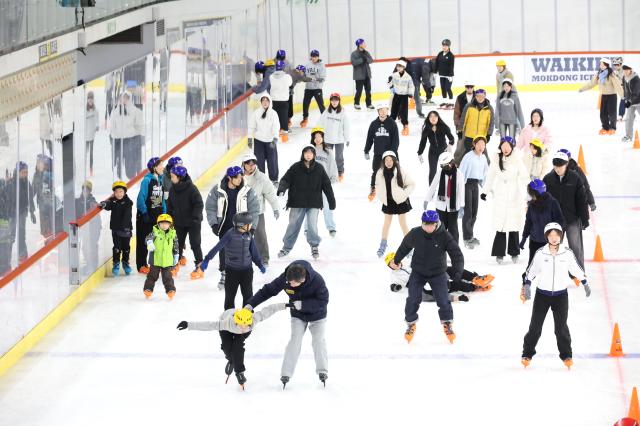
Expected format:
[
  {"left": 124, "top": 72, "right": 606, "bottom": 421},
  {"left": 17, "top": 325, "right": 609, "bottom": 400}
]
[{"left": 69, "top": 222, "right": 81, "bottom": 286}]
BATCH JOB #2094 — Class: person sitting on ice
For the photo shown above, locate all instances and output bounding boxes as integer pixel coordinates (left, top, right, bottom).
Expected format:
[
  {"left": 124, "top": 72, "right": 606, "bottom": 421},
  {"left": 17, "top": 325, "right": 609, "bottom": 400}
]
[
  {"left": 384, "top": 252, "right": 493, "bottom": 302},
  {"left": 177, "top": 303, "right": 293, "bottom": 389}
]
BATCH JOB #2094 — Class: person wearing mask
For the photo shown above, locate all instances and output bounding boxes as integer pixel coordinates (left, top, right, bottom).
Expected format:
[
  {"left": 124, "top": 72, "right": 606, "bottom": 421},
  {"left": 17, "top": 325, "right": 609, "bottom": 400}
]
[
  {"left": 417, "top": 110, "right": 455, "bottom": 184},
  {"left": 434, "top": 39, "right": 455, "bottom": 107},
  {"left": 364, "top": 104, "right": 400, "bottom": 201},
  {"left": 578, "top": 58, "right": 623, "bottom": 135},
  {"left": 350, "top": 38, "right": 374, "bottom": 110},
  {"left": 248, "top": 94, "right": 281, "bottom": 185}
]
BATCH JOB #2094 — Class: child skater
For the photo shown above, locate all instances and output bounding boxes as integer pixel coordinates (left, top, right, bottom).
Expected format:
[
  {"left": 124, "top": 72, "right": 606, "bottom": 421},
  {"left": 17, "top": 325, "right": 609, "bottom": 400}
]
[
  {"left": 520, "top": 222, "right": 591, "bottom": 370},
  {"left": 99, "top": 181, "right": 134, "bottom": 276},
  {"left": 200, "top": 212, "right": 266, "bottom": 310},
  {"left": 177, "top": 303, "right": 292, "bottom": 389},
  {"left": 143, "top": 214, "right": 178, "bottom": 300}
]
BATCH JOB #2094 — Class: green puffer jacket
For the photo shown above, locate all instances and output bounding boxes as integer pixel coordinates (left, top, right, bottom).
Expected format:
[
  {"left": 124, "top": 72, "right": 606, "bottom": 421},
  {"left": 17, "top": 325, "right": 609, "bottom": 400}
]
[{"left": 145, "top": 225, "right": 178, "bottom": 268}]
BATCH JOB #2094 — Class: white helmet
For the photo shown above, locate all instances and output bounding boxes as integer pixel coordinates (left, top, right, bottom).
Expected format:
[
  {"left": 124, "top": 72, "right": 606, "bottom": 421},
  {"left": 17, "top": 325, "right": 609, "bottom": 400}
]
[
  {"left": 381, "top": 150, "right": 397, "bottom": 159},
  {"left": 544, "top": 222, "right": 564, "bottom": 236},
  {"left": 242, "top": 153, "right": 257, "bottom": 163},
  {"left": 375, "top": 103, "right": 389, "bottom": 111},
  {"left": 438, "top": 151, "right": 454, "bottom": 166}
]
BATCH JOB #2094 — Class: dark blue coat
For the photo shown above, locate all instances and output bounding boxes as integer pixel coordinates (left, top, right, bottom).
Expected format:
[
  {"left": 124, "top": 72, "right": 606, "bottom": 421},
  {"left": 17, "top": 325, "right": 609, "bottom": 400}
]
[
  {"left": 522, "top": 194, "right": 565, "bottom": 243},
  {"left": 247, "top": 260, "right": 329, "bottom": 322},
  {"left": 202, "top": 228, "right": 263, "bottom": 271}
]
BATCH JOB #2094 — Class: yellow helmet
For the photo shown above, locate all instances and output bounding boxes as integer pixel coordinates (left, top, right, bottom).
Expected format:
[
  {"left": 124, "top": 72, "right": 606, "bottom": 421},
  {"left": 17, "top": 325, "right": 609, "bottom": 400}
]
[
  {"left": 264, "top": 59, "right": 275, "bottom": 67},
  {"left": 384, "top": 251, "right": 396, "bottom": 266},
  {"left": 311, "top": 126, "right": 324, "bottom": 134},
  {"left": 496, "top": 59, "right": 506, "bottom": 66},
  {"left": 156, "top": 214, "right": 173, "bottom": 225},
  {"left": 233, "top": 308, "right": 253, "bottom": 326},
  {"left": 530, "top": 138, "right": 545, "bottom": 150},
  {"left": 112, "top": 181, "right": 127, "bottom": 191}
]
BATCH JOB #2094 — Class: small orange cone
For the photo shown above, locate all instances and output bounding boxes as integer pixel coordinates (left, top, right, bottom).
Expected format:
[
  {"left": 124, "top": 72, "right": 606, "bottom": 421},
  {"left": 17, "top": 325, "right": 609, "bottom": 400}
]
[
  {"left": 593, "top": 235, "right": 605, "bottom": 262},
  {"left": 629, "top": 387, "right": 640, "bottom": 422},
  {"left": 578, "top": 144, "right": 587, "bottom": 174},
  {"left": 633, "top": 130, "right": 640, "bottom": 149},
  {"left": 609, "top": 323, "right": 624, "bottom": 357}
]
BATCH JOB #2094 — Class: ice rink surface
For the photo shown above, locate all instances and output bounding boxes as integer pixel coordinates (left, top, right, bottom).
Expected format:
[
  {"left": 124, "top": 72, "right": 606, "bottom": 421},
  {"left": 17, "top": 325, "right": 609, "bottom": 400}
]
[{"left": 1, "top": 90, "right": 639, "bottom": 425}]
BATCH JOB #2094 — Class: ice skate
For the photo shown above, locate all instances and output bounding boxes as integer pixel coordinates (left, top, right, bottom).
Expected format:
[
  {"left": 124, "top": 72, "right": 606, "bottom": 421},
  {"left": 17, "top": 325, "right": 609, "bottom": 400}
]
[
  {"left": 224, "top": 361, "right": 234, "bottom": 384},
  {"left": 329, "top": 230, "right": 336, "bottom": 238},
  {"left": 171, "top": 265, "right": 179, "bottom": 277},
  {"left": 190, "top": 266, "right": 204, "bottom": 280},
  {"left": 300, "top": 118, "right": 308, "bottom": 128},
  {"left": 401, "top": 125, "right": 409, "bottom": 136},
  {"left": 463, "top": 239, "right": 475, "bottom": 249},
  {"left": 278, "top": 249, "right": 289, "bottom": 258},
  {"left": 281, "top": 375, "right": 290, "bottom": 389},
  {"left": 511, "top": 255, "right": 519, "bottom": 264},
  {"left": 367, "top": 105, "right": 375, "bottom": 110},
  {"left": 496, "top": 256, "right": 504, "bottom": 264},
  {"left": 622, "top": 136, "right": 632, "bottom": 142},
  {"left": 236, "top": 372, "right": 246, "bottom": 390},
  {"left": 563, "top": 358, "right": 573, "bottom": 370},
  {"left": 217, "top": 271, "right": 226, "bottom": 290},
  {"left": 521, "top": 357, "right": 531, "bottom": 368},
  {"left": 112, "top": 262, "right": 120, "bottom": 276},
  {"left": 607, "top": 129, "right": 615, "bottom": 135},
  {"left": 368, "top": 187, "right": 376, "bottom": 201},
  {"left": 138, "top": 265, "right": 150, "bottom": 275},
  {"left": 599, "top": 128, "right": 607, "bottom": 135},
  {"left": 280, "top": 130, "right": 288, "bottom": 143},
  {"left": 311, "top": 246, "right": 319, "bottom": 260},
  {"left": 319, "top": 373, "right": 328, "bottom": 387},
  {"left": 144, "top": 290, "right": 152, "bottom": 299},
  {"left": 122, "top": 262, "right": 132, "bottom": 276},
  {"left": 338, "top": 173, "right": 344, "bottom": 183},
  {"left": 376, "top": 239, "right": 387, "bottom": 258},
  {"left": 472, "top": 274, "right": 494, "bottom": 288},
  {"left": 470, "top": 237, "right": 480, "bottom": 247},
  {"left": 442, "top": 321, "right": 456, "bottom": 344},
  {"left": 404, "top": 323, "right": 416, "bottom": 343},
  {"left": 179, "top": 256, "right": 187, "bottom": 266},
  {"left": 167, "top": 290, "right": 175, "bottom": 300}
]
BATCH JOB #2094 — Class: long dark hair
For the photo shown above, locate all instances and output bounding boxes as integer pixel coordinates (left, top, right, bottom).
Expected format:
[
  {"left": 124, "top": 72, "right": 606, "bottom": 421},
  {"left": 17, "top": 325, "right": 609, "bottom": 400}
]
[
  {"left": 310, "top": 132, "right": 330, "bottom": 154},
  {"left": 328, "top": 98, "right": 342, "bottom": 114},
  {"left": 527, "top": 186, "right": 550, "bottom": 211},
  {"left": 498, "top": 140, "right": 513, "bottom": 172},
  {"left": 530, "top": 144, "right": 542, "bottom": 157},
  {"left": 380, "top": 155, "right": 405, "bottom": 188},
  {"left": 260, "top": 96, "right": 270, "bottom": 119},
  {"left": 421, "top": 110, "right": 450, "bottom": 138},
  {"left": 499, "top": 88, "right": 513, "bottom": 99},
  {"left": 599, "top": 62, "right": 614, "bottom": 78},
  {"left": 529, "top": 108, "right": 544, "bottom": 126}
]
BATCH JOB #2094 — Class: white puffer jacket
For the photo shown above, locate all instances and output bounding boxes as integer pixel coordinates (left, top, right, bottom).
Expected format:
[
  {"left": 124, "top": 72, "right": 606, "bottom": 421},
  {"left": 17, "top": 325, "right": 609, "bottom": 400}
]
[
  {"left": 523, "top": 149, "right": 552, "bottom": 180},
  {"left": 388, "top": 71, "right": 415, "bottom": 96},
  {"left": 269, "top": 70, "right": 293, "bottom": 101},
  {"left": 526, "top": 244, "right": 586, "bottom": 293},
  {"left": 484, "top": 149, "right": 529, "bottom": 232},
  {"left": 375, "top": 167, "right": 415, "bottom": 205},
  {"left": 248, "top": 93, "right": 280, "bottom": 142}
]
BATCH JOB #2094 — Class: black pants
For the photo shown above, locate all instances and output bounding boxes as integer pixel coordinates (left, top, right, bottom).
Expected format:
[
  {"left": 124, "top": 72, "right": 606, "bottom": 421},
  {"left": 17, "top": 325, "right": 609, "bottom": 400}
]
[
  {"left": 254, "top": 139, "right": 279, "bottom": 182},
  {"left": 440, "top": 77, "right": 453, "bottom": 100},
  {"left": 112, "top": 136, "right": 142, "bottom": 180},
  {"left": 143, "top": 265, "right": 176, "bottom": 293},
  {"left": 303, "top": 89, "right": 325, "bottom": 118},
  {"left": 491, "top": 231, "right": 520, "bottom": 257},
  {"left": 405, "top": 271, "right": 452, "bottom": 323},
  {"left": 220, "top": 330, "right": 251, "bottom": 373},
  {"left": 462, "top": 180, "right": 479, "bottom": 241},
  {"left": 522, "top": 291, "right": 571, "bottom": 360},
  {"left": 427, "top": 148, "right": 446, "bottom": 184},
  {"left": 390, "top": 94, "right": 409, "bottom": 125},
  {"left": 600, "top": 94, "right": 618, "bottom": 131},
  {"left": 437, "top": 209, "right": 459, "bottom": 244},
  {"left": 86, "top": 139, "right": 94, "bottom": 170},
  {"left": 288, "top": 92, "right": 294, "bottom": 119},
  {"left": 370, "top": 153, "right": 382, "bottom": 188},
  {"left": 224, "top": 267, "right": 254, "bottom": 309},
  {"left": 9, "top": 213, "right": 27, "bottom": 259},
  {"left": 423, "top": 83, "right": 434, "bottom": 101},
  {"left": 136, "top": 214, "right": 154, "bottom": 270},
  {"left": 111, "top": 231, "right": 131, "bottom": 264},
  {"left": 218, "top": 225, "right": 232, "bottom": 272},
  {"left": 354, "top": 77, "right": 372, "bottom": 107},
  {"left": 175, "top": 223, "right": 203, "bottom": 266},
  {"left": 271, "top": 101, "right": 289, "bottom": 131}
]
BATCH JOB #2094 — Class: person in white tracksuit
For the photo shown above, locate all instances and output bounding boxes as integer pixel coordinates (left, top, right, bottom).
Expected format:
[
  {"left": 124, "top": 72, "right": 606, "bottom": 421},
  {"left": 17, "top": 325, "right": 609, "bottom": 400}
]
[
  {"left": 317, "top": 93, "right": 350, "bottom": 180},
  {"left": 388, "top": 60, "right": 415, "bottom": 136},
  {"left": 248, "top": 93, "right": 281, "bottom": 183}
]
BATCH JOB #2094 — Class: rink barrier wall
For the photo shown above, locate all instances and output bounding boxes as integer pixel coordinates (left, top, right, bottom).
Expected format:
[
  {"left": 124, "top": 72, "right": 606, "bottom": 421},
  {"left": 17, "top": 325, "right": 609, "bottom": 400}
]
[{"left": 0, "top": 90, "right": 254, "bottom": 377}]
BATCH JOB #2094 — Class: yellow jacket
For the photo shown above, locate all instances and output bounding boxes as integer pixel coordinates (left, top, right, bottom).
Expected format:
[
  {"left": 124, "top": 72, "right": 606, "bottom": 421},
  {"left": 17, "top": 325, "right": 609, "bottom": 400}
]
[{"left": 462, "top": 100, "right": 495, "bottom": 139}]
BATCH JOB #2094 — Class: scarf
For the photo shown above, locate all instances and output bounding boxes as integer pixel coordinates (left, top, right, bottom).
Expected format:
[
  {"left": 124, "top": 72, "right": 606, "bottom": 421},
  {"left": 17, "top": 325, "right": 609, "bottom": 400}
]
[
  {"left": 599, "top": 69, "right": 608, "bottom": 84},
  {"left": 437, "top": 167, "right": 457, "bottom": 211}
]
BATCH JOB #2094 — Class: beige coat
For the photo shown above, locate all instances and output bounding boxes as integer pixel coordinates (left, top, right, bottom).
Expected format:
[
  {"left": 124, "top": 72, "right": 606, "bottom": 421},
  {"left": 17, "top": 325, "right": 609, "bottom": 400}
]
[
  {"left": 579, "top": 73, "right": 623, "bottom": 96},
  {"left": 523, "top": 149, "right": 552, "bottom": 180},
  {"left": 375, "top": 167, "right": 415, "bottom": 205}
]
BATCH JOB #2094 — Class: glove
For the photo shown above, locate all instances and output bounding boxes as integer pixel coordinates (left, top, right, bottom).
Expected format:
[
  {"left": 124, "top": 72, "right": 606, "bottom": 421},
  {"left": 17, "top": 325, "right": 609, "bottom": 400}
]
[
  {"left": 142, "top": 213, "right": 151, "bottom": 224},
  {"left": 582, "top": 221, "right": 589, "bottom": 230},
  {"left": 272, "top": 137, "right": 278, "bottom": 144},
  {"left": 520, "top": 284, "right": 531, "bottom": 302},
  {"left": 583, "top": 281, "right": 591, "bottom": 297},
  {"left": 286, "top": 300, "right": 302, "bottom": 310},
  {"left": 364, "top": 153, "right": 370, "bottom": 160},
  {"left": 590, "top": 203, "right": 596, "bottom": 212},
  {"left": 387, "top": 76, "right": 393, "bottom": 83},
  {"left": 30, "top": 211, "right": 36, "bottom": 224},
  {"left": 173, "top": 254, "right": 179, "bottom": 266},
  {"left": 624, "top": 100, "right": 631, "bottom": 108},
  {"left": 418, "top": 154, "right": 424, "bottom": 164},
  {"left": 458, "top": 294, "right": 470, "bottom": 302},
  {"left": 346, "top": 141, "right": 350, "bottom": 147},
  {"left": 458, "top": 209, "right": 464, "bottom": 219},
  {"left": 99, "top": 201, "right": 107, "bottom": 209},
  {"left": 259, "top": 265, "right": 266, "bottom": 274},
  {"left": 177, "top": 321, "right": 188, "bottom": 330},
  {"left": 212, "top": 223, "right": 220, "bottom": 236},
  {"left": 147, "top": 241, "right": 155, "bottom": 252},
  {"left": 274, "top": 210, "right": 280, "bottom": 220},
  {"left": 519, "top": 238, "right": 526, "bottom": 250},
  {"left": 248, "top": 138, "right": 253, "bottom": 149},
  {"left": 456, "top": 131, "right": 462, "bottom": 139},
  {"left": 480, "top": 193, "right": 487, "bottom": 201},
  {"left": 390, "top": 283, "right": 402, "bottom": 292}
]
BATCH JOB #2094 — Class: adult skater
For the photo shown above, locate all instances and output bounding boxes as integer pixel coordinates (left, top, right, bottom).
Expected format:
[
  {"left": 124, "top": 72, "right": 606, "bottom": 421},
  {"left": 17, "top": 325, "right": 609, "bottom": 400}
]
[
  {"left": 558, "top": 148, "right": 596, "bottom": 212},
  {"left": 163, "top": 156, "right": 183, "bottom": 196},
  {"left": 622, "top": 63, "right": 640, "bottom": 143},
  {"left": 543, "top": 151, "right": 590, "bottom": 270},
  {"left": 434, "top": 39, "right": 455, "bottom": 107},
  {"left": 245, "top": 260, "right": 329, "bottom": 388},
  {"left": 520, "top": 222, "right": 591, "bottom": 370},
  {"left": 365, "top": 104, "right": 400, "bottom": 200},
  {"left": 300, "top": 50, "right": 326, "bottom": 127},
  {"left": 482, "top": 137, "right": 529, "bottom": 264},
  {"left": 350, "top": 38, "right": 374, "bottom": 110},
  {"left": 517, "top": 109, "right": 553, "bottom": 151},
  {"left": 453, "top": 82, "right": 475, "bottom": 141},
  {"left": 276, "top": 145, "right": 336, "bottom": 260},
  {"left": 317, "top": 93, "right": 350, "bottom": 181},
  {"left": 495, "top": 78, "right": 525, "bottom": 141},
  {"left": 578, "top": 58, "right": 623, "bottom": 135},
  {"left": 424, "top": 152, "right": 465, "bottom": 244},
  {"left": 253, "top": 59, "right": 275, "bottom": 94},
  {"left": 248, "top": 93, "right": 280, "bottom": 184},
  {"left": 373, "top": 151, "right": 415, "bottom": 257},
  {"left": 309, "top": 127, "right": 338, "bottom": 236},
  {"left": 459, "top": 89, "right": 494, "bottom": 160},
  {"left": 389, "top": 210, "right": 464, "bottom": 344},
  {"left": 388, "top": 59, "right": 415, "bottom": 136},
  {"left": 495, "top": 59, "right": 515, "bottom": 94},
  {"left": 459, "top": 136, "right": 489, "bottom": 249},
  {"left": 269, "top": 60, "right": 293, "bottom": 142},
  {"left": 418, "top": 110, "right": 455, "bottom": 184}
]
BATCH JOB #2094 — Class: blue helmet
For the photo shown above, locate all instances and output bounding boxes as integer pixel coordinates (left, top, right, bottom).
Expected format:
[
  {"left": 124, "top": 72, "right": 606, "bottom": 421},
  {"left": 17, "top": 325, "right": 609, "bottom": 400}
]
[
  {"left": 276, "top": 49, "right": 286, "bottom": 60},
  {"left": 275, "top": 60, "right": 286, "bottom": 71},
  {"left": 558, "top": 148, "right": 572, "bottom": 158},
  {"left": 226, "top": 166, "right": 243, "bottom": 177},
  {"left": 500, "top": 136, "right": 515, "bottom": 146},
  {"left": 147, "top": 157, "right": 161, "bottom": 172},
  {"left": 167, "top": 156, "right": 183, "bottom": 170},
  {"left": 16, "top": 161, "right": 28, "bottom": 172},
  {"left": 254, "top": 60, "right": 265, "bottom": 73},
  {"left": 295, "top": 64, "right": 306, "bottom": 72},
  {"left": 421, "top": 210, "right": 439, "bottom": 223},
  {"left": 172, "top": 165, "right": 188, "bottom": 178},
  {"left": 528, "top": 179, "right": 546, "bottom": 195},
  {"left": 355, "top": 38, "right": 365, "bottom": 47},
  {"left": 310, "top": 49, "right": 320, "bottom": 57}
]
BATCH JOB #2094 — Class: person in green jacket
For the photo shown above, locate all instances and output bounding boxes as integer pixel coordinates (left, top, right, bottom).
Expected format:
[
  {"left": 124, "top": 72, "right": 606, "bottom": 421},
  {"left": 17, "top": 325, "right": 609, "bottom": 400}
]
[{"left": 143, "top": 213, "right": 179, "bottom": 300}]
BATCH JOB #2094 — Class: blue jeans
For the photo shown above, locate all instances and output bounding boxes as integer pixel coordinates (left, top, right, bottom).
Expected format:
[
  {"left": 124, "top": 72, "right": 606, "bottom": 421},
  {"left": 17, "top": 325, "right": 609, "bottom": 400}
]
[
  {"left": 404, "top": 272, "right": 452, "bottom": 323},
  {"left": 283, "top": 208, "right": 321, "bottom": 251},
  {"left": 305, "top": 194, "right": 335, "bottom": 232}
]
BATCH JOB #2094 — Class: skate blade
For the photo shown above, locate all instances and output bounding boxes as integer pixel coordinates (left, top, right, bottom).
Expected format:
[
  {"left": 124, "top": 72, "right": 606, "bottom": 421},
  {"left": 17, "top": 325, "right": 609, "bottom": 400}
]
[
  {"left": 225, "top": 375, "right": 230, "bottom": 384},
  {"left": 521, "top": 358, "right": 531, "bottom": 368}
]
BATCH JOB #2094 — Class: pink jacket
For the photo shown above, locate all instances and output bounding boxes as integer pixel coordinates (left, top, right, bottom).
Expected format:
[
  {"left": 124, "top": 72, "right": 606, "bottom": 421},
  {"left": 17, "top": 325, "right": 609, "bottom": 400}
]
[{"left": 517, "top": 124, "right": 553, "bottom": 151}]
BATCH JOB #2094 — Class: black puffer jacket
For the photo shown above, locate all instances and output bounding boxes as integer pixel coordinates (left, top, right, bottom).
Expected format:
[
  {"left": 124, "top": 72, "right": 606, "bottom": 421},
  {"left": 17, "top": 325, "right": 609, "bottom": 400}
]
[
  {"left": 543, "top": 169, "right": 589, "bottom": 225},
  {"left": 167, "top": 174, "right": 203, "bottom": 227},
  {"left": 102, "top": 195, "right": 133, "bottom": 232},
  {"left": 394, "top": 224, "right": 464, "bottom": 281},
  {"left": 278, "top": 157, "right": 336, "bottom": 210},
  {"left": 567, "top": 159, "right": 595, "bottom": 207}
]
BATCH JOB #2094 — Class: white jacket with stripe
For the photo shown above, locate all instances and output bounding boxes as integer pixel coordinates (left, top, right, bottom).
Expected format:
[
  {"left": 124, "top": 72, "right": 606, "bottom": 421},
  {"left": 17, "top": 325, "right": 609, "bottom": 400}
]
[{"left": 525, "top": 245, "right": 586, "bottom": 293}]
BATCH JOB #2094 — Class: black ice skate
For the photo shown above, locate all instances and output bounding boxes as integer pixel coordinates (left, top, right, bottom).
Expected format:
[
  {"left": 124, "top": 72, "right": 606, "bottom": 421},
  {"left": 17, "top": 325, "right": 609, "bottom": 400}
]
[
  {"left": 224, "top": 360, "right": 233, "bottom": 384},
  {"left": 319, "top": 373, "right": 328, "bottom": 387},
  {"left": 236, "top": 372, "right": 246, "bottom": 390},
  {"left": 281, "top": 375, "right": 290, "bottom": 389}
]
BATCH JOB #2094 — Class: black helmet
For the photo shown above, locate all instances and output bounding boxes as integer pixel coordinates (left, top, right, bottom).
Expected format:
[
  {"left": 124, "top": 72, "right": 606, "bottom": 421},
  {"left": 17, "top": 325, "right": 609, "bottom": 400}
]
[
  {"left": 442, "top": 38, "right": 451, "bottom": 46},
  {"left": 233, "top": 212, "right": 253, "bottom": 228}
]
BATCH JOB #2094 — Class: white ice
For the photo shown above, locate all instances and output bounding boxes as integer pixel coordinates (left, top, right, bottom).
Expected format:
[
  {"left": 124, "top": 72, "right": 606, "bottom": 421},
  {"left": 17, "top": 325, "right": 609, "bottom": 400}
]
[{"left": 0, "top": 90, "right": 639, "bottom": 425}]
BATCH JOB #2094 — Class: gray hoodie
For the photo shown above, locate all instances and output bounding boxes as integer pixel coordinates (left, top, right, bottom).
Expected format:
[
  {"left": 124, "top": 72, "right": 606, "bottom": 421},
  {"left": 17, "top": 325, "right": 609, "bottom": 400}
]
[
  {"left": 305, "top": 59, "right": 326, "bottom": 90},
  {"left": 187, "top": 303, "right": 286, "bottom": 334},
  {"left": 495, "top": 90, "right": 525, "bottom": 130}
]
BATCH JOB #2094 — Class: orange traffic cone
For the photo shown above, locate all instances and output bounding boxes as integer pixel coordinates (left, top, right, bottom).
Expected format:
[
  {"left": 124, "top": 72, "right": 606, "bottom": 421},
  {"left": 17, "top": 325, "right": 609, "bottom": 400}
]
[
  {"left": 633, "top": 130, "right": 640, "bottom": 149},
  {"left": 578, "top": 144, "right": 587, "bottom": 174},
  {"left": 609, "top": 323, "right": 624, "bottom": 357},
  {"left": 593, "top": 235, "right": 605, "bottom": 262},
  {"left": 630, "top": 387, "right": 640, "bottom": 422}
]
